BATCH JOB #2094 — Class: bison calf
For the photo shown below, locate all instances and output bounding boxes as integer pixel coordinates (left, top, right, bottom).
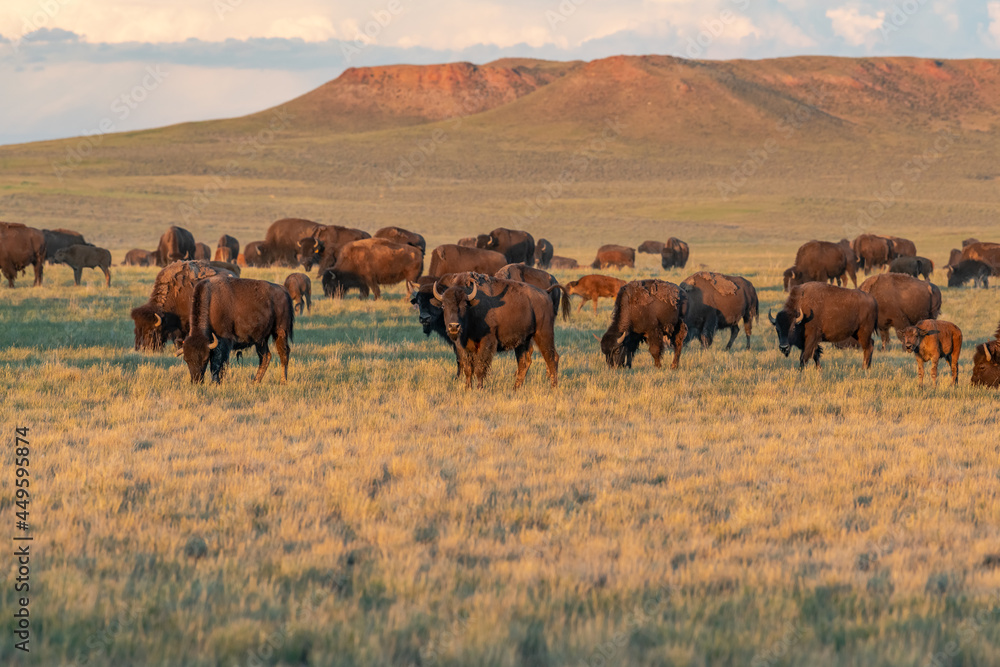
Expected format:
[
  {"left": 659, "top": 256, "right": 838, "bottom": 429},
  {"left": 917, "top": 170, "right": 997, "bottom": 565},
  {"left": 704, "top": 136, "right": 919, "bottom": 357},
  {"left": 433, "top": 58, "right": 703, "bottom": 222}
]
[
  {"left": 283, "top": 273, "right": 312, "bottom": 315},
  {"left": 900, "top": 320, "right": 962, "bottom": 386},
  {"left": 53, "top": 244, "right": 112, "bottom": 287},
  {"left": 565, "top": 275, "right": 625, "bottom": 314}
]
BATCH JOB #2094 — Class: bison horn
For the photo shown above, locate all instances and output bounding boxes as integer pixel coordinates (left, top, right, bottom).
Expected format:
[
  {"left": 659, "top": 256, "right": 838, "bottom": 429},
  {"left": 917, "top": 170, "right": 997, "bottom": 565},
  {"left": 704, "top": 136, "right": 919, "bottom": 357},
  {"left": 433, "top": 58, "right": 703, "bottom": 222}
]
[
  {"left": 794, "top": 308, "right": 805, "bottom": 324},
  {"left": 207, "top": 333, "right": 219, "bottom": 350},
  {"left": 432, "top": 280, "right": 445, "bottom": 300},
  {"left": 767, "top": 309, "right": 776, "bottom": 325},
  {"left": 153, "top": 313, "right": 162, "bottom": 328},
  {"left": 986, "top": 345, "right": 993, "bottom": 362},
  {"left": 466, "top": 281, "right": 478, "bottom": 301},
  {"left": 174, "top": 343, "right": 185, "bottom": 357},
  {"left": 616, "top": 331, "right": 628, "bottom": 344}
]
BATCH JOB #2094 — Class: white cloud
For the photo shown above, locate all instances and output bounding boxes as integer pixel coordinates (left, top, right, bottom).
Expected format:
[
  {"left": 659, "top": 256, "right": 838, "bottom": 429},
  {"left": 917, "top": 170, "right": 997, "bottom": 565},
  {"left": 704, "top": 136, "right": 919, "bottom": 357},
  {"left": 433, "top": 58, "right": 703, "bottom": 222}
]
[
  {"left": 988, "top": 2, "right": 1000, "bottom": 42},
  {"left": 826, "top": 5, "right": 884, "bottom": 46}
]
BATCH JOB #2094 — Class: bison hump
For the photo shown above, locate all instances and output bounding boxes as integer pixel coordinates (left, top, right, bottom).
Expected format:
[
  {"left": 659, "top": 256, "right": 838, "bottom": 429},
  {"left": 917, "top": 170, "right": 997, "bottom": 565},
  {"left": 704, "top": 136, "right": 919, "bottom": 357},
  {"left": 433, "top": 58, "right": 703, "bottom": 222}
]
[{"left": 687, "top": 271, "right": 739, "bottom": 296}]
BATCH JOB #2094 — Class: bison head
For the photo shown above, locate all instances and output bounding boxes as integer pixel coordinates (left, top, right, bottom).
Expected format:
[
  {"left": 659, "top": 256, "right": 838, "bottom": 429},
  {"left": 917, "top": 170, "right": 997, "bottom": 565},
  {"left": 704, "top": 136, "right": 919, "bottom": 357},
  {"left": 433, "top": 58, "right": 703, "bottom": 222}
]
[
  {"left": 296, "top": 238, "right": 322, "bottom": 270},
  {"left": 768, "top": 307, "right": 812, "bottom": 356},
  {"left": 475, "top": 234, "right": 491, "bottom": 249},
  {"left": 131, "top": 305, "right": 181, "bottom": 351},
  {"left": 600, "top": 327, "right": 640, "bottom": 368},
  {"left": 409, "top": 283, "right": 441, "bottom": 336},
  {"left": 782, "top": 267, "right": 802, "bottom": 292},
  {"left": 946, "top": 266, "right": 960, "bottom": 287},
  {"left": 972, "top": 341, "right": 1000, "bottom": 387},
  {"left": 52, "top": 248, "right": 70, "bottom": 264},
  {"left": 176, "top": 332, "right": 220, "bottom": 383},
  {"left": 433, "top": 280, "right": 478, "bottom": 340},
  {"left": 321, "top": 268, "right": 343, "bottom": 299},
  {"left": 900, "top": 325, "right": 937, "bottom": 354}
]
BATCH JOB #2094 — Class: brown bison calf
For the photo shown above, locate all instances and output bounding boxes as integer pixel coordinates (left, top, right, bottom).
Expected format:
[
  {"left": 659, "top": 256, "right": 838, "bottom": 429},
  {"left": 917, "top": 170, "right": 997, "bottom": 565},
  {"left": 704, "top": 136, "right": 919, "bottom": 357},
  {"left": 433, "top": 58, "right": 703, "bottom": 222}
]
[
  {"left": 53, "top": 244, "right": 112, "bottom": 287},
  {"left": 283, "top": 273, "right": 312, "bottom": 315},
  {"left": 900, "top": 320, "right": 962, "bottom": 386},
  {"left": 564, "top": 275, "right": 626, "bottom": 313}
]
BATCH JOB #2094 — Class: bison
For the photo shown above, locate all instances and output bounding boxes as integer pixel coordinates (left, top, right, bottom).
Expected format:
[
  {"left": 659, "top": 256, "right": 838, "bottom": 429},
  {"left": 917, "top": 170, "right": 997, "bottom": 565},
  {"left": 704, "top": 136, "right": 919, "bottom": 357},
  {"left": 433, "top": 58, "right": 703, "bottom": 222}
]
[
  {"left": 409, "top": 272, "right": 491, "bottom": 377},
  {"left": 638, "top": 240, "right": 665, "bottom": 254},
  {"left": 899, "top": 320, "right": 962, "bottom": 386},
  {"left": 477, "top": 228, "right": 535, "bottom": 266},
  {"left": 0, "top": 222, "right": 45, "bottom": 287},
  {"left": 565, "top": 275, "right": 625, "bottom": 313},
  {"left": 42, "top": 229, "right": 88, "bottom": 264},
  {"left": 961, "top": 242, "right": 1000, "bottom": 275},
  {"left": 680, "top": 272, "right": 758, "bottom": 350},
  {"left": 592, "top": 244, "right": 635, "bottom": 270},
  {"left": 193, "top": 243, "right": 212, "bottom": 261},
  {"left": 260, "top": 218, "right": 323, "bottom": 267},
  {"left": 156, "top": 226, "right": 196, "bottom": 266},
  {"left": 534, "top": 238, "right": 554, "bottom": 269},
  {"left": 946, "top": 260, "right": 991, "bottom": 288},
  {"left": 549, "top": 256, "right": 580, "bottom": 269},
  {"left": 240, "top": 241, "right": 267, "bottom": 267},
  {"left": 884, "top": 236, "right": 917, "bottom": 258},
  {"left": 769, "top": 282, "right": 878, "bottom": 370},
  {"left": 889, "top": 255, "right": 934, "bottom": 281},
  {"left": 946, "top": 249, "right": 963, "bottom": 268},
  {"left": 784, "top": 240, "right": 856, "bottom": 290},
  {"left": 428, "top": 244, "right": 507, "bottom": 277},
  {"left": 600, "top": 279, "right": 688, "bottom": 369},
  {"left": 123, "top": 249, "right": 156, "bottom": 266},
  {"left": 215, "top": 235, "right": 240, "bottom": 262},
  {"left": 321, "top": 238, "right": 422, "bottom": 299},
  {"left": 971, "top": 320, "right": 1000, "bottom": 388},
  {"left": 432, "top": 274, "right": 559, "bottom": 389},
  {"left": 660, "top": 238, "right": 689, "bottom": 270},
  {"left": 494, "top": 263, "right": 569, "bottom": 321},
  {"left": 852, "top": 234, "right": 894, "bottom": 274},
  {"left": 374, "top": 226, "right": 425, "bottom": 254},
  {"left": 130, "top": 260, "right": 238, "bottom": 351},
  {"left": 837, "top": 238, "right": 859, "bottom": 276},
  {"left": 283, "top": 273, "right": 312, "bottom": 315},
  {"left": 859, "top": 273, "right": 941, "bottom": 349},
  {"left": 53, "top": 245, "right": 112, "bottom": 287},
  {"left": 175, "top": 277, "right": 293, "bottom": 384},
  {"left": 307, "top": 225, "right": 372, "bottom": 273}
]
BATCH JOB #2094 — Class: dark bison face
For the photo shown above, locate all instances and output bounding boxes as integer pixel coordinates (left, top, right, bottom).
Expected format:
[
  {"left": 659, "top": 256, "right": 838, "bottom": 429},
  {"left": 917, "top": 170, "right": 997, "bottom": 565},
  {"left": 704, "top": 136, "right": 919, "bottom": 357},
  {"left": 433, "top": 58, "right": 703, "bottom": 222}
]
[
  {"left": 177, "top": 333, "right": 219, "bottom": 383},
  {"left": 321, "top": 269, "right": 341, "bottom": 298},
  {"left": 130, "top": 305, "right": 180, "bottom": 351},
  {"left": 475, "top": 234, "right": 491, "bottom": 249},
  {"left": 946, "top": 267, "right": 960, "bottom": 287},
  {"left": 53, "top": 248, "right": 70, "bottom": 264},
  {"left": 971, "top": 342, "right": 1000, "bottom": 387},
  {"left": 600, "top": 328, "right": 637, "bottom": 368},
  {"left": 434, "top": 280, "right": 478, "bottom": 340},
  {"left": 410, "top": 287, "right": 441, "bottom": 336},
  {"left": 782, "top": 267, "right": 802, "bottom": 292},
  {"left": 768, "top": 308, "right": 811, "bottom": 356},
  {"left": 900, "top": 326, "right": 934, "bottom": 353},
  {"left": 296, "top": 238, "right": 321, "bottom": 269}
]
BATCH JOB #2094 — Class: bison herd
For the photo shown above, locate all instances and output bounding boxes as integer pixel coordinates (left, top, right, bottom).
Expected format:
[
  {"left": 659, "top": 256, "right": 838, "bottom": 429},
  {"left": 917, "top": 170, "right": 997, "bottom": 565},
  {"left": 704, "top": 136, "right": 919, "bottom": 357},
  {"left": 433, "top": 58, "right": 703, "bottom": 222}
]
[{"left": 2, "top": 217, "right": 1000, "bottom": 390}]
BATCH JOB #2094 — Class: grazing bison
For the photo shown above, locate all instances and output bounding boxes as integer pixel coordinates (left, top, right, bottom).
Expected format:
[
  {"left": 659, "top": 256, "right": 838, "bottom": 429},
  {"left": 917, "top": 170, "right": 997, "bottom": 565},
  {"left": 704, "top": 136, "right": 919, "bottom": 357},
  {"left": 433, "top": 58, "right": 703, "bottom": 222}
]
[
  {"left": 534, "top": 238, "right": 554, "bottom": 270},
  {"left": 123, "top": 249, "right": 156, "bottom": 266},
  {"left": 283, "top": 273, "right": 312, "bottom": 315},
  {"left": 971, "top": 321, "right": 1000, "bottom": 388},
  {"left": 193, "top": 243, "right": 212, "bottom": 261},
  {"left": 680, "top": 272, "right": 758, "bottom": 350},
  {"left": 130, "top": 260, "right": 238, "bottom": 351},
  {"left": 321, "top": 238, "right": 422, "bottom": 299},
  {"left": 53, "top": 245, "right": 112, "bottom": 287},
  {"left": 592, "top": 244, "right": 635, "bottom": 270},
  {"left": 769, "top": 282, "right": 878, "bottom": 369},
  {"left": 660, "top": 238, "right": 690, "bottom": 270},
  {"left": 457, "top": 237, "right": 478, "bottom": 247},
  {"left": 549, "top": 256, "right": 579, "bottom": 269},
  {"left": 42, "top": 229, "right": 88, "bottom": 263},
  {"left": 565, "top": 275, "right": 625, "bottom": 313},
  {"left": 852, "top": 234, "right": 894, "bottom": 274},
  {"left": 494, "top": 263, "right": 569, "bottom": 321},
  {"left": 638, "top": 240, "right": 665, "bottom": 254},
  {"left": 889, "top": 255, "right": 934, "bottom": 281},
  {"left": 0, "top": 222, "right": 45, "bottom": 287},
  {"left": 900, "top": 320, "right": 962, "bottom": 386},
  {"left": 307, "top": 225, "right": 372, "bottom": 273},
  {"left": 216, "top": 235, "right": 240, "bottom": 262},
  {"left": 961, "top": 242, "right": 1000, "bottom": 275},
  {"left": 601, "top": 279, "right": 688, "bottom": 369},
  {"left": 432, "top": 274, "right": 559, "bottom": 389},
  {"left": 784, "top": 240, "right": 856, "bottom": 290},
  {"left": 176, "top": 277, "right": 293, "bottom": 384},
  {"left": 374, "top": 226, "right": 425, "bottom": 254},
  {"left": 240, "top": 241, "right": 267, "bottom": 267},
  {"left": 260, "top": 218, "right": 323, "bottom": 267},
  {"left": 946, "top": 260, "right": 991, "bottom": 288},
  {"left": 156, "top": 226, "right": 196, "bottom": 266},
  {"left": 884, "top": 236, "right": 917, "bottom": 258},
  {"left": 859, "top": 273, "right": 941, "bottom": 349},
  {"left": 476, "top": 228, "right": 535, "bottom": 266},
  {"left": 428, "top": 244, "right": 507, "bottom": 277}
]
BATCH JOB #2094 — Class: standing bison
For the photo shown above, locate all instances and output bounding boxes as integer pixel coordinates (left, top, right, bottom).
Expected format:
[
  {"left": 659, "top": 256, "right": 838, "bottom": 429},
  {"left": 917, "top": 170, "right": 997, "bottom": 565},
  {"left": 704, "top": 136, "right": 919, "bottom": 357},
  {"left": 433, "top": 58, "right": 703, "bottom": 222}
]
[
  {"left": 193, "top": 243, "right": 212, "bottom": 261},
  {"left": 322, "top": 238, "right": 422, "bottom": 299},
  {"left": 638, "top": 240, "right": 665, "bottom": 254},
  {"left": 852, "top": 234, "right": 894, "bottom": 274},
  {"left": 494, "top": 263, "right": 569, "bottom": 321},
  {"left": 409, "top": 272, "right": 492, "bottom": 377},
  {"left": 43, "top": 229, "right": 88, "bottom": 264},
  {"left": 859, "top": 273, "right": 941, "bottom": 349},
  {"left": 260, "top": 218, "right": 323, "bottom": 267},
  {"left": 123, "top": 249, "right": 156, "bottom": 266},
  {"left": 374, "top": 226, "right": 425, "bottom": 254},
  {"left": 592, "top": 244, "right": 635, "bottom": 270},
  {"left": 477, "top": 228, "right": 535, "bottom": 266},
  {"left": 176, "top": 277, "right": 293, "bottom": 384},
  {"left": 681, "top": 272, "right": 758, "bottom": 350},
  {"left": 784, "top": 240, "right": 856, "bottom": 290},
  {"left": 156, "top": 226, "right": 196, "bottom": 266},
  {"left": 534, "top": 238, "right": 554, "bottom": 269},
  {"left": 130, "top": 260, "right": 238, "bottom": 351},
  {"left": 769, "top": 283, "right": 878, "bottom": 370},
  {"left": 565, "top": 275, "right": 625, "bottom": 313},
  {"left": 428, "top": 244, "right": 507, "bottom": 277},
  {"left": 432, "top": 274, "right": 559, "bottom": 389},
  {"left": 900, "top": 320, "right": 962, "bottom": 386},
  {"left": 601, "top": 279, "right": 688, "bottom": 369},
  {"left": 216, "top": 235, "right": 240, "bottom": 262},
  {"left": 889, "top": 255, "right": 934, "bottom": 281},
  {"left": 307, "top": 225, "right": 372, "bottom": 273},
  {"left": 660, "top": 238, "right": 690, "bottom": 270},
  {"left": 0, "top": 222, "right": 46, "bottom": 287},
  {"left": 283, "top": 273, "right": 312, "bottom": 315},
  {"left": 971, "top": 320, "right": 1000, "bottom": 388},
  {"left": 53, "top": 245, "right": 112, "bottom": 287},
  {"left": 885, "top": 236, "right": 917, "bottom": 258}
]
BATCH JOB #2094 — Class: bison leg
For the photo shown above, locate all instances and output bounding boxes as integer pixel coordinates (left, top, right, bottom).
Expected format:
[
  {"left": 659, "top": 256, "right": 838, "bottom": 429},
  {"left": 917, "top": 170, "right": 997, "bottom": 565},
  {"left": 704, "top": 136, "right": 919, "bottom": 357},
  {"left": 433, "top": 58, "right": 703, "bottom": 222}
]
[
  {"left": 209, "top": 348, "right": 228, "bottom": 383},
  {"left": 72, "top": 267, "right": 82, "bottom": 286},
  {"left": 929, "top": 354, "right": 939, "bottom": 386},
  {"left": 915, "top": 357, "right": 925, "bottom": 386},
  {"left": 473, "top": 336, "right": 495, "bottom": 389},
  {"left": 371, "top": 282, "right": 381, "bottom": 300},
  {"left": 33, "top": 259, "right": 44, "bottom": 287},
  {"left": 648, "top": 331, "right": 664, "bottom": 368},
  {"left": 275, "top": 332, "right": 290, "bottom": 384},
  {"left": 800, "top": 330, "right": 822, "bottom": 370},
  {"left": 305, "top": 292, "right": 311, "bottom": 313},
  {"left": 743, "top": 315, "right": 753, "bottom": 350},
  {"left": 102, "top": 266, "right": 111, "bottom": 287},
  {"left": 878, "top": 326, "right": 891, "bottom": 350},
  {"left": 592, "top": 298, "right": 599, "bottom": 315},
  {"left": 513, "top": 341, "right": 534, "bottom": 390},
  {"left": 670, "top": 323, "right": 687, "bottom": 370},
  {"left": 253, "top": 342, "right": 272, "bottom": 383},
  {"left": 533, "top": 327, "right": 559, "bottom": 388},
  {"left": 724, "top": 325, "right": 740, "bottom": 351}
]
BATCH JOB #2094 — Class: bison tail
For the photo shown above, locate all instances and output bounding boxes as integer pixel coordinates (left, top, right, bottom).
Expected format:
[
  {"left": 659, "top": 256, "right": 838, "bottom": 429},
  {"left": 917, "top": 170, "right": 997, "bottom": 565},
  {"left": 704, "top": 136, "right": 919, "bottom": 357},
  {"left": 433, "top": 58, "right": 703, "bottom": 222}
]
[{"left": 552, "top": 285, "right": 571, "bottom": 321}]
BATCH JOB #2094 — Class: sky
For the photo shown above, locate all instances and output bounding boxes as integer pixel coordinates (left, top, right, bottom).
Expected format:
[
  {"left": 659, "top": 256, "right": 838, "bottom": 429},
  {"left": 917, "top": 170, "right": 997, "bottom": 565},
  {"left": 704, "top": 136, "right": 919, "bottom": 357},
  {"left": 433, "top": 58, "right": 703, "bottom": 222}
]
[{"left": 2, "top": 0, "right": 998, "bottom": 146}]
